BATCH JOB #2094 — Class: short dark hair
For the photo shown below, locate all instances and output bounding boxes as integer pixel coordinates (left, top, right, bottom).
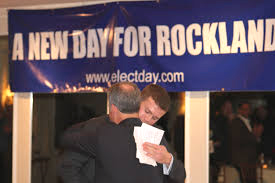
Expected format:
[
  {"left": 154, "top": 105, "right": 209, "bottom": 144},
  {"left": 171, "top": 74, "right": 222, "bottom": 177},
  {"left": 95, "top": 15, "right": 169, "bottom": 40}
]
[
  {"left": 238, "top": 101, "right": 250, "bottom": 109},
  {"left": 141, "top": 84, "right": 170, "bottom": 112},
  {"left": 108, "top": 82, "right": 141, "bottom": 113}
]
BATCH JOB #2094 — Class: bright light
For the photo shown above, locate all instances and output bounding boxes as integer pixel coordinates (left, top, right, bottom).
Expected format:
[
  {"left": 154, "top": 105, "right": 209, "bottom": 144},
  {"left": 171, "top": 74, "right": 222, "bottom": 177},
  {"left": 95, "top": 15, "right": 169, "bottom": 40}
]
[{"left": 1, "top": 85, "right": 13, "bottom": 108}]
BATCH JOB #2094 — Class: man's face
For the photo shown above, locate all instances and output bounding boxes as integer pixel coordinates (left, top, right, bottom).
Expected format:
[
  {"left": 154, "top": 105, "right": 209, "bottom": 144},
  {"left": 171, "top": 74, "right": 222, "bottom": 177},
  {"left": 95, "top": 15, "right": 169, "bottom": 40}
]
[
  {"left": 239, "top": 103, "right": 251, "bottom": 118},
  {"left": 139, "top": 96, "right": 166, "bottom": 125}
]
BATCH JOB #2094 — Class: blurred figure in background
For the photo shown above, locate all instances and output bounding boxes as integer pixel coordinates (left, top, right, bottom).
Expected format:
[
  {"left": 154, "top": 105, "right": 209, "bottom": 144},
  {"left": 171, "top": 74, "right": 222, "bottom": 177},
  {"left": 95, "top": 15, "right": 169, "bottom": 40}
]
[
  {"left": 212, "top": 100, "right": 235, "bottom": 163},
  {"left": 210, "top": 100, "right": 235, "bottom": 183},
  {"left": 252, "top": 105, "right": 273, "bottom": 163},
  {"left": 229, "top": 102, "right": 263, "bottom": 164},
  {"left": 228, "top": 102, "right": 263, "bottom": 183}
]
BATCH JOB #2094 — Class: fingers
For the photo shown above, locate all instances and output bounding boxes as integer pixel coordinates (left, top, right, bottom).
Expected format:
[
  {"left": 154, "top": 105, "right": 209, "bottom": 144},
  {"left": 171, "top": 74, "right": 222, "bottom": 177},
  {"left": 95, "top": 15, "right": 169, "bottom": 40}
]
[
  {"left": 143, "top": 142, "right": 158, "bottom": 148},
  {"left": 142, "top": 142, "right": 171, "bottom": 164},
  {"left": 142, "top": 143, "right": 165, "bottom": 157},
  {"left": 143, "top": 142, "right": 163, "bottom": 154}
]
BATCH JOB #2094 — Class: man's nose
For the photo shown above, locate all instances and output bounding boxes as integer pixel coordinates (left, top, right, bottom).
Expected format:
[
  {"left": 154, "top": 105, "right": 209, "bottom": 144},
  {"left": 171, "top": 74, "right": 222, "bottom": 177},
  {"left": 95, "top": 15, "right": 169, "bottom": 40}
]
[{"left": 145, "top": 115, "right": 151, "bottom": 122}]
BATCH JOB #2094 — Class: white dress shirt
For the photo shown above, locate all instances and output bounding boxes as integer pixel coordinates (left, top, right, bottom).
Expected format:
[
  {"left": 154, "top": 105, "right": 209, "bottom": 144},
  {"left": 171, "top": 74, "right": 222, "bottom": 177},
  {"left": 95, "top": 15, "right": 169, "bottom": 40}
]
[
  {"left": 238, "top": 114, "right": 252, "bottom": 132},
  {"left": 163, "top": 154, "right": 174, "bottom": 175}
]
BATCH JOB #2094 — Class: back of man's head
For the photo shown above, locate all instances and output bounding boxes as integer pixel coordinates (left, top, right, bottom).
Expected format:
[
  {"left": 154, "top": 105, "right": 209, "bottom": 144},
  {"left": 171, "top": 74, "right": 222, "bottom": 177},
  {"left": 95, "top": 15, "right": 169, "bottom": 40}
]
[
  {"left": 141, "top": 84, "right": 170, "bottom": 112},
  {"left": 108, "top": 82, "right": 141, "bottom": 113}
]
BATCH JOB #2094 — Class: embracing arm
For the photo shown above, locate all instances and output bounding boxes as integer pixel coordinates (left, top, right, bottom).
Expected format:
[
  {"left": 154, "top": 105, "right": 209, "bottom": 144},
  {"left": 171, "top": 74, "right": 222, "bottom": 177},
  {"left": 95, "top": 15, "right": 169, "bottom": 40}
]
[
  {"left": 161, "top": 137, "right": 186, "bottom": 182},
  {"left": 59, "top": 120, "right": 99, "bottom": 157},
  {"left": 58, "top": 116, "right": 109, "bottom": 183},
  {"left": 58, "top": 121, "right": 96, "bottom": 183},
  {"left": 58, "top": 150, "right": 94, "bottom": 183},
  {"left": 143, "top": 137, "right": 186, "bottom": 182},
  {"left": 167, "top": 158, "right": 186, "bottom": 183}
]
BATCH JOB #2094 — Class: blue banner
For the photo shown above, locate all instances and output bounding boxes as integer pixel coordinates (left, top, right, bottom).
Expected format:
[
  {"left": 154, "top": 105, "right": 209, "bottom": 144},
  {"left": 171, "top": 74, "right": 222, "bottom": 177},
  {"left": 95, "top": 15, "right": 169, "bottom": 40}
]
[{"left": 8, "top": 0, "right": 275, "bottom": 92}]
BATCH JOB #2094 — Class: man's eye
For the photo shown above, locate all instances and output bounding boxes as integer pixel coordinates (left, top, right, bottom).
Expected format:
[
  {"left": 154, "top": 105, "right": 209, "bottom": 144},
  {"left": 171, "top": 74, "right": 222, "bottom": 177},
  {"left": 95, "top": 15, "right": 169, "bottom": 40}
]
[{"left": 152, "top": 117, "right": 158, "bottom": 121}]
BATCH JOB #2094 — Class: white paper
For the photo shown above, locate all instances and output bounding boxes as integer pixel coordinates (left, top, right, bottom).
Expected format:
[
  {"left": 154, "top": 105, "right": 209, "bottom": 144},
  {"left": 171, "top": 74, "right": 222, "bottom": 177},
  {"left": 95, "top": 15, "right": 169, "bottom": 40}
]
[{"left": 133, "top": 123, "right": 164, "bottom": 166}]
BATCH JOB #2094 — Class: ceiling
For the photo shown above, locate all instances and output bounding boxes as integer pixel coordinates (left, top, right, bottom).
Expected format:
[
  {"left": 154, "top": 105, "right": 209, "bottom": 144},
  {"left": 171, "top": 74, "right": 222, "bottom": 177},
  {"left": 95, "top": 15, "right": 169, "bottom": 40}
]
[
  {"left": 0, "top": 0, "right": 102, "bottom": 8},
  {"left": 0, "top": 0, "right": 152, "bottom": 35},
  {"left": 0, "top": 0, "right": 151, "bottom": 8}
]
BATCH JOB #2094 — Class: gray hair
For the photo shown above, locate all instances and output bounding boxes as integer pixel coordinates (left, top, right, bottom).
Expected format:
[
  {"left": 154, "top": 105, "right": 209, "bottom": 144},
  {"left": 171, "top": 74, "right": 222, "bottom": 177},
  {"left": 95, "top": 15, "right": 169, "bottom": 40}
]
[{"left": 108, "top": 82, "right": 141, "bottom": 113}]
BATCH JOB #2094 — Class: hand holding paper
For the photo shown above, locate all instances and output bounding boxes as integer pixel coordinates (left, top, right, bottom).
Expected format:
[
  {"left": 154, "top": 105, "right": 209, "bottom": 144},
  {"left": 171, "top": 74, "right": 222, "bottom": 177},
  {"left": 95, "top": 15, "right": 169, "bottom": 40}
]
[
  {"left": 142, "top": 142, "right": 172, "bottom": 166},
  {"left": 133, "top": 123, "right": 164, "bottom": 166}
]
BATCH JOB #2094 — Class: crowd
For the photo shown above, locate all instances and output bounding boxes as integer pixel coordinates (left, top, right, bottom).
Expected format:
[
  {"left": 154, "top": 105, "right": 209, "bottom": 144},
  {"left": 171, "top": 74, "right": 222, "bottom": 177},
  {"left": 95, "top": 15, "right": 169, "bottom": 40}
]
[{"left": 210, "top": 99, "right": 275, "bottom": 183}]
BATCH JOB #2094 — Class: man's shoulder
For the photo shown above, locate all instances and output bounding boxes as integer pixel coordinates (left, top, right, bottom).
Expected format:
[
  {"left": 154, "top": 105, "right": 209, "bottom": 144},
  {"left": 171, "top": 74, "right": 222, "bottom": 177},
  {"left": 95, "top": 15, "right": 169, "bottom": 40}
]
[
  {"left": 84, "top": 115, "right": 110, "bottom": 127},
  {"left": 69, "top": 115, "right": 109, "bottom": 130},
  {"left": 88, "top": 115, "right": 109, "bottom": 123},
  {"left": 119, "top": 118, "right": 142, "bottom": 127},
  {"left": 98, "top": 118, "right": 141, "bottom": 136}
]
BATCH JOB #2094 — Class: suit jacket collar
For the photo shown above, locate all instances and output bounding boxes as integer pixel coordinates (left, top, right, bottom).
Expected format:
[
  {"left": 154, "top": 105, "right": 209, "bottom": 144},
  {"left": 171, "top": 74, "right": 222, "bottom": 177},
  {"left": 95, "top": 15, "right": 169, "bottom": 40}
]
[{"left": 119, "top": 118, "right": 142, "bottom": 127}]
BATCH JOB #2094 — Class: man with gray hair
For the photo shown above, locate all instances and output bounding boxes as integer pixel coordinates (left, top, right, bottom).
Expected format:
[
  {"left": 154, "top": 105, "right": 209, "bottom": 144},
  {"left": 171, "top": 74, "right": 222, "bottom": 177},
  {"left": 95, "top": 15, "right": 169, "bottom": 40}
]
[
  {"left": 107, "top": 82, "right": 141, "bottom": 124},
  {"left": 60, "top": 82, "right": 167, "bottom": 183}
]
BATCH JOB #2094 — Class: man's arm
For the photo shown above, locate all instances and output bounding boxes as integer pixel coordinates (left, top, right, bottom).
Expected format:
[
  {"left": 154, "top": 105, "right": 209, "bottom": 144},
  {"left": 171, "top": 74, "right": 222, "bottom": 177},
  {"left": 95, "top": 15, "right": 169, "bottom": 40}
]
[
  {"left": 59, "top": 117, "right": 106, "bottom": 156},
  {"left": 58, "top": 116, "right": 108, "bottom": 183},
  {"left": 161, "top": 138, "right": 186, "bottom": 182},
  {"left": 143, "top": 137, "right": 186, "bottom": 182},
  {"left": 58, "top": 121, "right": 96, "bottom": 183},
  {"left": 60, "top": 127, "right": 95, "bottom": 156},
  {"left": 58, "top": 151, "right": 94, "bottom": 183}
]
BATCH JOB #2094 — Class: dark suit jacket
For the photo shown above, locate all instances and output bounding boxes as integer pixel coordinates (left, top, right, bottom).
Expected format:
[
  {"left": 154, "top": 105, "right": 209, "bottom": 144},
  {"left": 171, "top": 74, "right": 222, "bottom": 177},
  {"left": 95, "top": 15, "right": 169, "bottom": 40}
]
[
  {"left": 59, "top": 116, "right": 186, "bottom": 183},
  {"left": 58, "top": 150, "right": 95, "bottom": 183},
  {"left": 228, "top": 116, "right": 259, "bottom": 165},
  {"left": 211, "top": 114, "right": 230, "bottom": 163},
  {"left": 58, "top": 116, "right": 108, "bottom": 183}
]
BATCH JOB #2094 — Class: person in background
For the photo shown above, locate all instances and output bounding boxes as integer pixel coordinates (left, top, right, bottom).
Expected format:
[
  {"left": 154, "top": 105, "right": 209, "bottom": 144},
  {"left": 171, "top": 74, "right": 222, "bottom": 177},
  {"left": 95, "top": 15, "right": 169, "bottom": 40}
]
[
  {"left": 211, "top": 100, "right": 234, "bottom": 163},
  {"left": 58, "top": 83, "right": 186, "bottom": 183},
  {"left": 228, "top": 102, "right": 263, "bottom": 183},
  {"left": 229, "top": 101, "right": 263, "bottom": 164},
  {"left": 210, "top": 100, "right": 234, "bottom": 183},
  {"left": 252, "top": 105, "right": 272, "bottom": 161}
]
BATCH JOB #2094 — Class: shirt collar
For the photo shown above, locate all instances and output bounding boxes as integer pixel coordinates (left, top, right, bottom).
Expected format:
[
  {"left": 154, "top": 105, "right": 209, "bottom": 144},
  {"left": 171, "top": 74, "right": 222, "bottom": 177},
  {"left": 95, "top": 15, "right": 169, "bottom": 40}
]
[{"left": 238, "top": 114, "right": 252, "bottom": 132}]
